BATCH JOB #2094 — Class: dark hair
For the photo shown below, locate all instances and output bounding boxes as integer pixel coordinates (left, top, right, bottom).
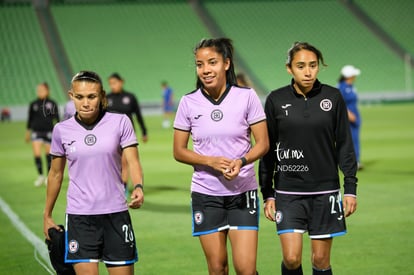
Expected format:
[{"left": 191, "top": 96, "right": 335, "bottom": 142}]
[
  {"left": 71, "top": 71, "right": 107, "bottom": 109},
  {"left": 193, "top": 38, "right": 237, "bottom": 89},
  {"left": 236, "top": 73, "right": 249, "bottom": 87},
  {"left": 338, "top": 75, "right": 346, "bottom": 83},
  {"left": 41, "top": 82, "right": 49, "bottom": 90},
  {"left": 286, "top": 42, "right": 327, "bottom": 68},
  {"left": 108, "top": 72, "right": 123, "bottom": 81}
]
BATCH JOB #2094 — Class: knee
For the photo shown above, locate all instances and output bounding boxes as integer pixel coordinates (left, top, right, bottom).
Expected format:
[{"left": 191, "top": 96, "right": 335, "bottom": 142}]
[
  {"left": 207, "top": 260, "right": 228, "bottom": 275},
  {"left": 283, "top": 254, "right": 302, "bottom": 270},
  {"left": 312, "top": 252, "right": 330, "bottom": 270},
  {"left": 234, "top": 265, "right": 256, "bottom": 275}
]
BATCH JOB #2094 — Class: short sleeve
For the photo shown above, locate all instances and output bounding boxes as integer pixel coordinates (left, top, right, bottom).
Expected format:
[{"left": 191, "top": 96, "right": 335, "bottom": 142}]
[
  {"left": 120, "top": 115, "right": 138, "bottom": 148},
  {"left": 50, "top": 124, "right": 65, "bottom": 157},
  {"left": 247, "top": 89, "right": 266, "bottom": 125},
  {"left": 173, "top": 96, "right": 191, "bottom": 131}
]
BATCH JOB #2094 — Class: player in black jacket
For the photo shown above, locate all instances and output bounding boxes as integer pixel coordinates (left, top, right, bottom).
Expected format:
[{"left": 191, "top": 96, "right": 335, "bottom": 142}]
[
  {"left": 25, "top": 82, "right": 60, "bottom": 187},
  {"left": 259, "top": 42, "right": 358, "bottom": 275},
  {"left": 107, "top": 73, "right": 148, "bottom": 187}
]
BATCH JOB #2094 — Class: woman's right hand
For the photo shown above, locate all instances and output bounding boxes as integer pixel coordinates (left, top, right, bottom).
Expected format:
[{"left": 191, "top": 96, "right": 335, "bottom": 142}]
[
  {"left": 264, "top": 199, "right": 276, "bottom": 222},
  {"left": 208, "top": 156, "right": 232, "bottom": 174},
  {"left": 25, "top": 130, "right": 30, "bottom": 143},
  {"left": 43, "top": 215, "right": 62, "bottom": 240}
]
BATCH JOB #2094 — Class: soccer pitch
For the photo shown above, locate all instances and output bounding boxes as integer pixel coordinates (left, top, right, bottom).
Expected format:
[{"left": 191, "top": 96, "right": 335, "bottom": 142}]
[{"left": 0, "top": 103, "right": 413, "bottom": 275}]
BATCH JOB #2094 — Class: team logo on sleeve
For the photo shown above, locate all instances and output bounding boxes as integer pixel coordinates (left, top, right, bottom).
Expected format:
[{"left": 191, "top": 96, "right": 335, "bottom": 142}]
[
  {"left": 320, "top": 99, "right": 333, "bottom": 111},
  {"left": 84, "top": 134, "right": 97, "bottom": 146},
  {"left": 211, "top": 109, "right": 223, "bottom": 122},
  {"left": 194, "top": 211, "right": 204, "bottom": 225},
  {"left": 68, "top": 240, "right": 79, "bottom": 253},
  {"left": 275, "top": 210, "right": 283, "bottom": 224}
]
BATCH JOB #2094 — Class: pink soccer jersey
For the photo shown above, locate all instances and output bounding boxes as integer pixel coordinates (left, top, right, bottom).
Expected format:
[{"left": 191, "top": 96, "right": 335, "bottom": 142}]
[
  {"left": 50, "top": 112, "right": 138, "bottom": 215},
  {"left": 174, "top": 86, "right": 266, "bottom": 196}
]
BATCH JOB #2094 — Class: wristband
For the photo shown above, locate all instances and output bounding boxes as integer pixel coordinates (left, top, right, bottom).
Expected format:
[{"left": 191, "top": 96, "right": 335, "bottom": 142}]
[
  {"left": 134, "top": 184, "right": 144, "bottom": 191},
  {"left": 239, "top": 157, "right": 247, "bottom": 167}
]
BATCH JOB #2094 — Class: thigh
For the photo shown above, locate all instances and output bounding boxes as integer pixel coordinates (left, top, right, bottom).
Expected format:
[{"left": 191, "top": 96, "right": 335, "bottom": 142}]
[
  {"left": 107, "top": 264, "right": 134, "bottom": 275},
  {"left": 73, "top": 262, "right": 99, "bottom": 275},
  {"left": 227, "top": 190, "right": 259, "bottom": 231},
  {"left": 275, "top": 193, "right": 308, "bottom": 235},
  {"left": 279, "top": 233, "right": 303, "bottom": 261},
  {"left": 66, "top": 214, "right": 103, "bottom": 263},
  {"left": 199, "top": 231, "right": 228, "bottom": 266},
  {"left": 309, "top": 192, "right": 347, "bottom": 239},
  {"left": 31, "top": 139, "right": 43, "bottom": 156},
  {"left": 192, "top": 192, "right": 227, "bottom": 236},
  {"left": 102, "top": 211, "right": 138, "bottom": 266},
  {"left": 228, "top": 230, "right": 257, "bottom": 274}
]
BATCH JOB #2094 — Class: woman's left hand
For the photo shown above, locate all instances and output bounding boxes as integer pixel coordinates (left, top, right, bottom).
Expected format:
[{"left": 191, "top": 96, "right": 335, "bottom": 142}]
[
  {"left": 223, "top": 159, "right": 243, "bottom": 181},
  {"left": 129, "top": 188, "right": 144, "bottom": 209},
  {"left": 343, "top": 196, "right": 357, "bottom": 217}
]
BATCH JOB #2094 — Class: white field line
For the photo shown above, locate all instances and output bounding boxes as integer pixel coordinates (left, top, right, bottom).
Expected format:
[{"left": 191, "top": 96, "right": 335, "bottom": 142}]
[{"left": 0, "top": 196, "right": 53, "bottom": 273}]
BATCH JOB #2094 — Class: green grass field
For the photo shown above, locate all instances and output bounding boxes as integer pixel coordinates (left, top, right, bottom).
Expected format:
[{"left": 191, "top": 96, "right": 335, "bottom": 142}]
[{"left": 1, "top": 103, "right": 414, "bottom": 275}]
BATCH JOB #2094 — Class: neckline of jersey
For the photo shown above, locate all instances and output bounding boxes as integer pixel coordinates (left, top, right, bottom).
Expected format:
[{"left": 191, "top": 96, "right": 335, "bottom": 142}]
[
  {"left": 289, "top": 79, "right": 322, "bottom": 98},
  {"left": 75, "top": 110, "right": 106, "bottom": 130},
  {"left": 201, "top": 85, "right": 232, "bottom": 106}
]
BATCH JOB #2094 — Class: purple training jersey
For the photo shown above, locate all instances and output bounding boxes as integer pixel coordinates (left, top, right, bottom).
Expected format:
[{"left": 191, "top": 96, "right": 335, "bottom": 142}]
[
  {"left": 50, "top": 112, "right": 138, "bottom": 215},
  {"left": 174, "top": 86, "right": 266, "bottom": 196}
]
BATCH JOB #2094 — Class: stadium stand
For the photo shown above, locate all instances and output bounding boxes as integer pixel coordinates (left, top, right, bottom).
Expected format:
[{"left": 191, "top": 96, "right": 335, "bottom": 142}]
[
  {"left": 0, "top": 5, "right": 65, "bottom": 106},
  {"left": 1, "top": 0, "right": 413, "bottom": 112},
  {"left": 202, "top": 0, "right": 414, "bottom": 94},
  {"left": 355, "top": 0, "right": 414, "bottom": 56},
  {"left": 51, "top": 2, "right": 210, "bottom": 103}
]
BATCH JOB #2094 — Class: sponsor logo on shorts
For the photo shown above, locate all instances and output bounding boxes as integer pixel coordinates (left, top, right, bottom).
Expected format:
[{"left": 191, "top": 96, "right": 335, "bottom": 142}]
[
  {"left": 211, "top": 109, "right": 223, "bottom": 122},
  {"left": 68, "top": 240, "right": 79, "bottom": 254},
  {"left": 194, "top": 211, "right": 204, "bottom": 225},
  {"left": 320, "top": 99, "right": 333, "bottom": 112},
  {"left": 84, "top": 134, "right": 97, "bottom": 146},
  {"left": 275, "top": 210, "right": 283, "bottom": 224}
]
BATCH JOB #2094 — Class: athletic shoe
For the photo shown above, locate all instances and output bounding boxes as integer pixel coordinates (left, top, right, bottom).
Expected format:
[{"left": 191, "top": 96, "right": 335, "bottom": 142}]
[{"left": 34, "top": 175, "right": 46, "bottom": 187}]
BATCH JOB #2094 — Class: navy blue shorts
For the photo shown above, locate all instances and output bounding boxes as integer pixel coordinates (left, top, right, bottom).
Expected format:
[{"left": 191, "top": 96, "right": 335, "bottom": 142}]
[
  {"left": 191, "top": 190, "right": 259, "bottom": 236},
  {"left": 275, "top": 191, "right": 346, "bottom": 239},
  {"left": 65, "top": 211, "right": 138, "bottom": 266}
]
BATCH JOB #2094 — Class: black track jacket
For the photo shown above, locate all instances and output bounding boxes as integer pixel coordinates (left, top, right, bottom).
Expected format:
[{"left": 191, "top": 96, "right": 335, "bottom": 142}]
[{"left": 259, "top": 79, "right": 358, "bottom": 200}]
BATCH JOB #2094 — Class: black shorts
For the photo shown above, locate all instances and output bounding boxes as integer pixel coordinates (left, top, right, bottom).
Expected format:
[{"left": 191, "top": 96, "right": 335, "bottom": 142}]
[
  {"left": 31, "top": 131, "right": 52, "bottom": 143},
  {"left": 191, "top": 190, "right": 259, "bottom": 236},
  {"left": 65, "top": 211, "right": 138, "bottom": 265},
  {"left": 275, "top": 191, "right": 346, "bottom": 239}
]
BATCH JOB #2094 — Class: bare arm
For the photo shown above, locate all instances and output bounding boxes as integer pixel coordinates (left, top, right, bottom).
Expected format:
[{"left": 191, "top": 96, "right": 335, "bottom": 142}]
[
  {"left": 123, "top": 146, "right": 144, "bottom": 209},
  {"left": 43, "top": 156, "right": 66, "bottom": 239},
  {"left": 225, "top": 120, "right": 269, "bottom": 180},
  {"left": 173, "top": 129, "right": 232, "bottom": 173}
]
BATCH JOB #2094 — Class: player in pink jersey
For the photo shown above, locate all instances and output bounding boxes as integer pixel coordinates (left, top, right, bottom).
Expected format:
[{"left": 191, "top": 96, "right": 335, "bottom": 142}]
[
  {"left": 174, "top": 38, "right": 269, "bottom": 275},
  {"left": 43, "top": 71, "right": 144, "bottom": 275}
]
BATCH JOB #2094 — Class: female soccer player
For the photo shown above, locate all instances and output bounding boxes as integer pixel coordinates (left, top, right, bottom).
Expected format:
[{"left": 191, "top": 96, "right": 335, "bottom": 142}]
[
  {"left": 25, "top": 82, "right": 59, "bottom": 187},
  {"left": 43, "top": 71, "right": 144, "bottom": 275},
  {"left": 338, "top": 65, "right": 362, "bottom": 169},
  {"left": 173, "top": 38, "right": 269, "bottom": 275},
  {"left": 259, "top": 42, "right": 358, "bottom": 275}
]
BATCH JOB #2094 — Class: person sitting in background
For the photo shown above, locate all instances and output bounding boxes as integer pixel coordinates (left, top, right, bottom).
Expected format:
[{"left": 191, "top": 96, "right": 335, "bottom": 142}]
[
  {"left": 337, "top": 65, "right": 363, "bottom": 170},
  {"left": 25, "top": 82, "right": 60, "bottom": 187}
]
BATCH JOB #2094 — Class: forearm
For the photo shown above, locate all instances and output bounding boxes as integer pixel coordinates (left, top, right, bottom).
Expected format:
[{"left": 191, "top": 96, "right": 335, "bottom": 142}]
[
  {"left": 174, "top": 147, "right": 212, "bottom": 167},
  {"left": 244, "top": 140, "right": 269, "bottom": 164},
  {"left": 128, "top": 159, "right": 144, "bottom": 186},
  {"left": 44, "top": 173, "right": 63, "bottom": 217}
]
